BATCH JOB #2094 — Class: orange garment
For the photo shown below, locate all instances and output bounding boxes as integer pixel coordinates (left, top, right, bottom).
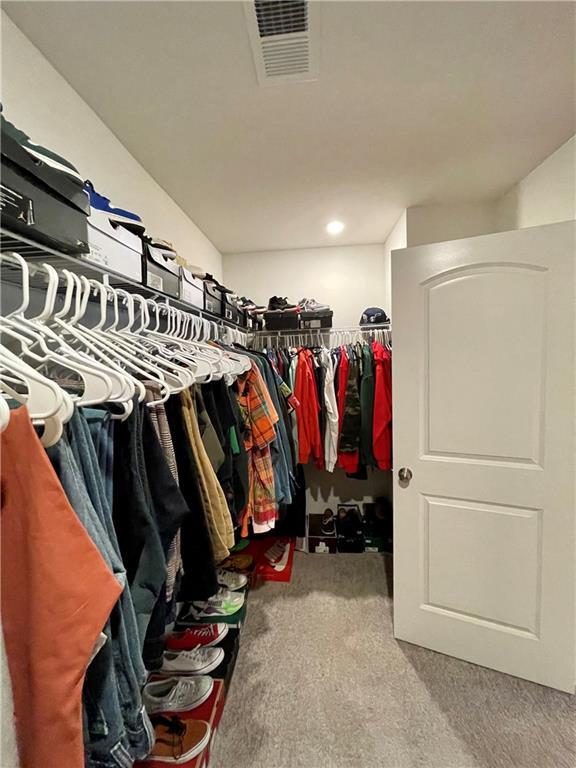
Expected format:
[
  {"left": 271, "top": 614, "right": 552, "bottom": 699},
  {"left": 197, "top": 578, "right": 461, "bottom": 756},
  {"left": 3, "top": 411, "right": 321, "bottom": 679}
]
[{"left": 1, "top": 407, "right": 122, "bottom": 768}]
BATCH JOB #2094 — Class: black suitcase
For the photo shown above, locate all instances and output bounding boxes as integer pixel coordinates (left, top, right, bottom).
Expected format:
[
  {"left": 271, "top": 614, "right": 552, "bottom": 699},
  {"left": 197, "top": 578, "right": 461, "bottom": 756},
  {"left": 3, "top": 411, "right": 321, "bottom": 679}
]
[{"left": 0, "top": 131, "right": 89, "bottom": 254}]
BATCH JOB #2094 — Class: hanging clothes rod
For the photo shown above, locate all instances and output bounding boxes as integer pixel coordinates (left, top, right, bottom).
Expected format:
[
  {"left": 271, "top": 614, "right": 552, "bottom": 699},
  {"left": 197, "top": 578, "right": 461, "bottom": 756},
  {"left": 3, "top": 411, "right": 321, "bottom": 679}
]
[{"left": 251, "top": 322, "right": 391, "bottom": 336}]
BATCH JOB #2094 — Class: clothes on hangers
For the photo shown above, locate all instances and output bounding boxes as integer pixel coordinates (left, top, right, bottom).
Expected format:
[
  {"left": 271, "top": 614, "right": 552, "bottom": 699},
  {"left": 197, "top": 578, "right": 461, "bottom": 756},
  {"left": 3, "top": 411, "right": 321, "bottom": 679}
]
[
  {"left": 258, "top": 334, "right": 392, "bottom": 477},
  {"left": 1, "top": 407, "right": 123, "bottom": 768}
]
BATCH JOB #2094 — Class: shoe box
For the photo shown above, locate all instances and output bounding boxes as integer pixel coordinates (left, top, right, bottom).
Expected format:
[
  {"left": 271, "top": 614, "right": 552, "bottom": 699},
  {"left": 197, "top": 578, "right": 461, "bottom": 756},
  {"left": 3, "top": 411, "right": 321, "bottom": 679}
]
[
  {"left": 336, "top": 504, "right": 365, "bottom": 553},
  {"left": 264, "top": 310, "right": 299, "bottom": 330},
  {"left": 363, "top": 499, "right": 393, "bottom": 553},
  {"left": 209, "top": 628, "right": 241, "bottom": 690},
  {"left": 222, "top": 294, "right": 247, "bottom": 327},
  {"left": 203, "top": 279, "right": 224, "bottom": 316},
  {"left": 143, "top": 241, "right": 181, "bottom": 297},
  {"left": 180, "top": 267, "right": 205, "bottom": 309},
  {"left": 84, "top": 208, "right": 143, "bottom": 281},
  {"left": 136, "top": 680, "right": 226, "bottom": 768},
  {"left": 0, "top": 130, "right": 90, "bottom": 255},
  {"left": 299, "top": 309, "right": 333, "bottom": 329},
  {"left": 246, "top": 313, "right": 264, "bottom": 331},
  {"left": 307, "top": 511, "right": 338, "bottom": 553}
]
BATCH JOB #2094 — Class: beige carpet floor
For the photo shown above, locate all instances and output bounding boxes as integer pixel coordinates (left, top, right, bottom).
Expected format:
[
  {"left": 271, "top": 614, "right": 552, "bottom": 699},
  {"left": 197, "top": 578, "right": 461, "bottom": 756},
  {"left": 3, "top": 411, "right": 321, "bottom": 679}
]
[{"left": 210, "top": 552, "right": 576, "bottom": 768}]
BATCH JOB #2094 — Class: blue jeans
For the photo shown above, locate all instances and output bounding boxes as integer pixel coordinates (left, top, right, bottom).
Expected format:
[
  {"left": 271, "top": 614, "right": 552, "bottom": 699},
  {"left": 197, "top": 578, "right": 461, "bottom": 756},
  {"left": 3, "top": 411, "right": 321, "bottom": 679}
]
[{"left": 48, "top": 423, "right": 153, "bottom": 767}]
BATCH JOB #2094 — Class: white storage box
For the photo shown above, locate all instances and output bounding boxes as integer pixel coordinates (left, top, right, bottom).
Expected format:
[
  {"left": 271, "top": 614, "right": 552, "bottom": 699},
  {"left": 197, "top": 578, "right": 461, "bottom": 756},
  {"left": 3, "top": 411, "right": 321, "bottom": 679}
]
[
  {"left": 85, "top": 209, "right": 142, "bottom": 282},
  {"left": 180, "top": 268, "right": 204, "bottom": 309}
]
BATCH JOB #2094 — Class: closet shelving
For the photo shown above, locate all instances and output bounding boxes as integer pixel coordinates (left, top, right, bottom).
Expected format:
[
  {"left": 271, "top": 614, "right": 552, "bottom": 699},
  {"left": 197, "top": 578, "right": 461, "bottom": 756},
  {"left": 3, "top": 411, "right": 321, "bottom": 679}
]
[{"left": 0, "top": 228, "right": 245, "bottom": 333}]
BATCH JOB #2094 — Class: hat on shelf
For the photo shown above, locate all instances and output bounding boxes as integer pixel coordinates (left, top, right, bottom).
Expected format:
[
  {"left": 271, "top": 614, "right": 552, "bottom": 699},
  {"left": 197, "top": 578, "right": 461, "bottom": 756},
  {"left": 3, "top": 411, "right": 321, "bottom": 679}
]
[{"left": 359, "top": 307, "right": 390, "bottom": 326}]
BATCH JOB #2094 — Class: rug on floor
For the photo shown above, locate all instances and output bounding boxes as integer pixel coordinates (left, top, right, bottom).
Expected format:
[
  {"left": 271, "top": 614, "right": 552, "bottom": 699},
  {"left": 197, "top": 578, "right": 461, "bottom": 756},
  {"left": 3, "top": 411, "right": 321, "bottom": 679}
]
[{"left": 211, "top": 552, "right": 576, "bottom": 768}]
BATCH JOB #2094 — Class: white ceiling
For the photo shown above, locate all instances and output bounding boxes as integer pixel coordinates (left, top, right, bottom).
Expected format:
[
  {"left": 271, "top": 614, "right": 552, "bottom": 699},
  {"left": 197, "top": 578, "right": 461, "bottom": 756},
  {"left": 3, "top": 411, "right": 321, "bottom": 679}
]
[{"left": 4, "top": 1, "right": 575, "bottom": 254}]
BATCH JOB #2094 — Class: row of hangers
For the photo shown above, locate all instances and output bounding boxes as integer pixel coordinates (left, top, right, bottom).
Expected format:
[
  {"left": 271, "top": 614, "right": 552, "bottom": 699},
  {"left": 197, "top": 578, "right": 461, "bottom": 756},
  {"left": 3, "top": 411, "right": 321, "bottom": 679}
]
[
  {"left": 0, "top": 252, "right": 251, "bottom": 446},
  {"left": 252, "top": 324, "right": 392, "bottom": 351}
]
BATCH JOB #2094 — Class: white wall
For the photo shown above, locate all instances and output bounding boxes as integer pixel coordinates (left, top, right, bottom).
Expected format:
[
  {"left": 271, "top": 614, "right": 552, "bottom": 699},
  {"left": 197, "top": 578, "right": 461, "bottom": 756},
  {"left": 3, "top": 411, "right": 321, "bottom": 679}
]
[
  {"left": 223, "top": 244, "right": 387, "bottom": 327},
  {"left": 496, "top": 136, "right": 576, "bottom": 230},
  {"left": 1, "top": 13, "right": 222, "bottom": 278},
  {"left": 406, "top": 201, "right": 499, "bottom": 247},
  {"left": 383, "top": 212, "right": 407, "bottom": 316}
]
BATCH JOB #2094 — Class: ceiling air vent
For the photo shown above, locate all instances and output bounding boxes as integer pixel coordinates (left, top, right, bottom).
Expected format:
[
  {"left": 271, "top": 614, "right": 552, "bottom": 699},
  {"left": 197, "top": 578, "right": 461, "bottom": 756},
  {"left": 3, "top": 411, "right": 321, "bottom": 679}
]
[{"left": 244, "top": 0, "right": 319, "bottom": 86}]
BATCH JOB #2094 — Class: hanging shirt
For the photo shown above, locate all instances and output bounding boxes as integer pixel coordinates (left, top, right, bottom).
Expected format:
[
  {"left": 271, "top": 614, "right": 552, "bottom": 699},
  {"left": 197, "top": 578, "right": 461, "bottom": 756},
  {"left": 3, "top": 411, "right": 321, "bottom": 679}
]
[
  {"left": 372, "top": 340, "right": 393, "bottom": 470},
  {"left": 236, "top": 360, "right": 278, "bottom": 535},
  {"left": 294, "top": 348, "right": 324, "bottom": 468},
  {"left": 320, "top": 348, "right": 339, "bottom": 472},
  {"left": 1, "top": 406, "right": 122, "bottom": 768}
]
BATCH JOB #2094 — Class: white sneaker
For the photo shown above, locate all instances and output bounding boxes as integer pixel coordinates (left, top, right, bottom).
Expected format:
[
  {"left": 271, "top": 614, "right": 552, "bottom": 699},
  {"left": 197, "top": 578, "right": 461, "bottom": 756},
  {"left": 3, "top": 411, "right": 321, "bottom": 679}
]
[
  {"left": 217, "top": 568, "right": 248, "bottom": 591},
  {"left": 189, "top": 588, "right": 245, "bottom": 619},
  {"left": 161, "top": 647, "right": 224, "bottom": 675},
  {"left": 143, "top": 676, "right": 214, "bottom": 714}
]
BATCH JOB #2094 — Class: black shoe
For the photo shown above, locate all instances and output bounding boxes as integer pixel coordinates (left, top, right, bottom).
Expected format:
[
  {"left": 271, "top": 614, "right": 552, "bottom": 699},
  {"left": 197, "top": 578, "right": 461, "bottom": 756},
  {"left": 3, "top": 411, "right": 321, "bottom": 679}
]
[
  {"left": 268, "top": 296, "right": 299, "bottom": 312},
  {"left": 321, "top": 508, "right": 336, "bottom": 536}
]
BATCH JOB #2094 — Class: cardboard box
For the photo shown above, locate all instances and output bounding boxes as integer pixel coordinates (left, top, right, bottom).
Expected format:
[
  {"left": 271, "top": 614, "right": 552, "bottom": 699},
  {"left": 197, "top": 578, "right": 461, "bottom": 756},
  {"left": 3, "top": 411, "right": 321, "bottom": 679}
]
[
  {"left": 86, "top": 209, "right": 142, "bottom": 281},
  {"left": 307, "top": 512, "right": 336, "bottom": 538}
]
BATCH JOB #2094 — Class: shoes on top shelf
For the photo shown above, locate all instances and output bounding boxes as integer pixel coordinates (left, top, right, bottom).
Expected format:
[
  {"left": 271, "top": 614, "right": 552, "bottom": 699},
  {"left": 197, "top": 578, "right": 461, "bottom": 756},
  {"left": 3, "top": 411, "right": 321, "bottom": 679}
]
[
  {"left": 1, "top": 105, "right": 83, "bottom": 182},
  {"left": 267, "top": 296, "right": 300, "bottom": 313},
  {"left": 85, "top": 179, "right": 145, "bottom": 233},
  {"left": 299, "top": 297, "right": 331, "bottom": 313}
]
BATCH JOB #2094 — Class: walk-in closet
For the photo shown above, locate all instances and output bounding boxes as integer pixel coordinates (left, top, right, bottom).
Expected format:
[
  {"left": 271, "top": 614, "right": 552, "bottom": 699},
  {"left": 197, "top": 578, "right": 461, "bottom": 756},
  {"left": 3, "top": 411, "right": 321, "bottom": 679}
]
[{"left": 1, "top": 2, "right": 575, "bottom": 768}]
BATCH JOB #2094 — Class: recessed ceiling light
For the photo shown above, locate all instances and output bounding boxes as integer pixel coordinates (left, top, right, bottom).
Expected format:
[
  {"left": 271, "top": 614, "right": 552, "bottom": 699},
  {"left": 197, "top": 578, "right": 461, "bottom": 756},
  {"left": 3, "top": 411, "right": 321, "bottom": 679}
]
[{"left": 326, "top": 220, "right": 345, "bottom": 235}]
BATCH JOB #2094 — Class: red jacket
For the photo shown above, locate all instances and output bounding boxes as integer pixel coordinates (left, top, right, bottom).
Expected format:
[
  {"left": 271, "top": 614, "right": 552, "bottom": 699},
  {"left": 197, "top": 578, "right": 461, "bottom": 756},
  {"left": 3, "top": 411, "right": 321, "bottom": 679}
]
[
  {"left": 295, "top": 349, "right": 324, "bottom": 468},
  {"left": 372, "top": 341, "right": 392, "bottom": 470}
]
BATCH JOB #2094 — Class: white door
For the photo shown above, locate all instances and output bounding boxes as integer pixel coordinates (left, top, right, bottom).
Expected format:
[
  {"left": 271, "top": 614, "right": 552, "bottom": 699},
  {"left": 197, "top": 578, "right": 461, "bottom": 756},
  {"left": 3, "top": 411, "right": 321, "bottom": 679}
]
[{"left": 392, "top": 221, "right": 575, "bottom": 692}]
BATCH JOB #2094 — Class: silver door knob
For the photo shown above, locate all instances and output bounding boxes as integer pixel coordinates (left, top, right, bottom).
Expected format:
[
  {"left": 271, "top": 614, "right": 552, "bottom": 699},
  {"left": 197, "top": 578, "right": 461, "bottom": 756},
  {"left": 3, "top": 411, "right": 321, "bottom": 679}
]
[{"left": 398, "top": 467, "right": 413, "bottom": 483}]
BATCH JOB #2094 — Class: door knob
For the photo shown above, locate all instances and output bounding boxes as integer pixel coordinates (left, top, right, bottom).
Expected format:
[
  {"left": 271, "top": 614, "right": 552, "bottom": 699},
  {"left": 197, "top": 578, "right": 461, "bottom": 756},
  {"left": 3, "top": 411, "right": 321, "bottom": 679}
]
[{"left": 398, "top": 467, "right": 413, "bottom": 483}]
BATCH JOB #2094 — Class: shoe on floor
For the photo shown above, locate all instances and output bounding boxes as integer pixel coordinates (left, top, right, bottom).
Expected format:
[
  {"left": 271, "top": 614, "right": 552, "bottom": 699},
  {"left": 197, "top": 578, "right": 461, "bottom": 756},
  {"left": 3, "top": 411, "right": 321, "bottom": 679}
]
[
  {"left": 217, "top": 568, "right": 248, "bottom": 591},
  {"left": 161, "top": 647, "right": 224, "bottom": 675},
  {"left": 219, "top": 553, "right": 254, "bottom": 573},
  {"left": 146, "top": 715, "right": 210, "bottom": 763},
  {"left": 143, "top": 676, "right": 214, "bottom": 714},
  {"left": 85, "top": 180, "right": 145, "bottom": 232},
  {"left": 166, "top": 624, "right": 229, "bottom": 651}
]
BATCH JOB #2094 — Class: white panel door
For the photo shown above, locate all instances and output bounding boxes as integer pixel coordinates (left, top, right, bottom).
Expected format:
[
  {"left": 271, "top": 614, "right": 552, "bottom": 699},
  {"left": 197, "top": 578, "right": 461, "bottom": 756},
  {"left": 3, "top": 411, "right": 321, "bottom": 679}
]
[{"left": 392, "top": 221, "right": 575, "bottom": 692}]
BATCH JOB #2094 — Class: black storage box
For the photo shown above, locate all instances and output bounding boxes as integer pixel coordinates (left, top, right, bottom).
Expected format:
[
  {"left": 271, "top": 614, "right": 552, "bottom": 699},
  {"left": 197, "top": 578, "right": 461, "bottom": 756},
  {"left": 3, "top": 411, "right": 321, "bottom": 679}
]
[
  {"left": 300, "top": 309, "right": 333, "bottom": 329},
  {"left": 0, "top": 131, "right": 90, "bottom": 254},
  {"left": 143, "top": 242, "right": 180, "bottom": 297},
  {"left": 264, "top": 310, "right": 300, "bottom": 330},
  {"left": 222, "top": 295, "right": 246, "bottom": 326},
  {"left": 336, "top": 504, "right": 365, "bottom": 553},
  {"left": 204, "top": 280, "right": 224, "bottom": 316}
]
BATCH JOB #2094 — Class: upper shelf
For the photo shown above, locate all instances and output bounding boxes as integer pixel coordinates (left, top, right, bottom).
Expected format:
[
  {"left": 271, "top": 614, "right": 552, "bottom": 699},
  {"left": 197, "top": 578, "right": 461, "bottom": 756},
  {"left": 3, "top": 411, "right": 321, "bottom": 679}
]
[{"left": 0, "top": 228, "right": 242, "bottom": 330}]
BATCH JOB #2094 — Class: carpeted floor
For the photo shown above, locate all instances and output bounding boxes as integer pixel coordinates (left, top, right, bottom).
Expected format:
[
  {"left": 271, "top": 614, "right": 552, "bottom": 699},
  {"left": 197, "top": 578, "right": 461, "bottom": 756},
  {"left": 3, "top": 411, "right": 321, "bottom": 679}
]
[{"left": 211, "top": 553, "right": 576, "bottom": 768}]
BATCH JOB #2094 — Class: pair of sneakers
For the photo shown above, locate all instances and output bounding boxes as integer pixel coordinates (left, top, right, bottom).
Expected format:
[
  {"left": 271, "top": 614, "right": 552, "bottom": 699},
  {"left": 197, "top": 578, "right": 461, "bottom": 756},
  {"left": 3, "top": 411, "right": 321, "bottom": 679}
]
[{"left": 145, "top": 713, "right": 211, "bottom": 764}]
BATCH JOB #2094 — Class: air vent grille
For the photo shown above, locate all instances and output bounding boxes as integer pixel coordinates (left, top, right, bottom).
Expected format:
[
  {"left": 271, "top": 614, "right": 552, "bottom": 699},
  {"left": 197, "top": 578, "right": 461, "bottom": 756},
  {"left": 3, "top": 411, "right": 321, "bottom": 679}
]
[
  {"left": 255, "top": 1, "right": 308, "bottom": 37},
  {"left": 245, "top": 1, "right": 319, "bottom": 85}
]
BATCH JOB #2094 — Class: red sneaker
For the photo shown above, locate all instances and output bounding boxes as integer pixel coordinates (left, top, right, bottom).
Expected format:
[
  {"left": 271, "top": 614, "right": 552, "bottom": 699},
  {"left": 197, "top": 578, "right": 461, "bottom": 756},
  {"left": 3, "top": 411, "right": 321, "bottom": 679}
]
[{"left": 166, "top": 623, "right": 229, "bottom": 651}]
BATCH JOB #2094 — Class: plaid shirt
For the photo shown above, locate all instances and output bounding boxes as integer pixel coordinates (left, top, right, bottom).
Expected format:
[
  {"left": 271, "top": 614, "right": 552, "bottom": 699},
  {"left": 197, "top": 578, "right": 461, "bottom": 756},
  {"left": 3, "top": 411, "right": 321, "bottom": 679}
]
[{"left": 236, "top": 361, "right": 278, "bottom": 533}]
